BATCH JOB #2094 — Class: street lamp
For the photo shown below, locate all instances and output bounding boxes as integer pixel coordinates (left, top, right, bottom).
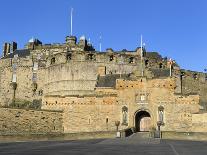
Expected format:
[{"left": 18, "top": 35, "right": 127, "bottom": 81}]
[{"left": 115, "top": 121, "right": 120, "bottom": 138}]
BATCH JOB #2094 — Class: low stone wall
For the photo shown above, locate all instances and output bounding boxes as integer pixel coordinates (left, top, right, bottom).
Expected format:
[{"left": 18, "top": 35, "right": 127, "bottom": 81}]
[
  {"left": 162, "top": 131, "right": 207, "bottom": 141},
  {"left": 0, "top": 108, "right": 63, "bottom": 135},
  {"left": 0, "top": 131, "right": 116, "bottom": 142}
]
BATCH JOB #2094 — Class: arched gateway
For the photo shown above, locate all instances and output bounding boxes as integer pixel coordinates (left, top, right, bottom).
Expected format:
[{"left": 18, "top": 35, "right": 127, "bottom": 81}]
[{"left": 135, "top": 110, "right": 151, "bottom": 132}]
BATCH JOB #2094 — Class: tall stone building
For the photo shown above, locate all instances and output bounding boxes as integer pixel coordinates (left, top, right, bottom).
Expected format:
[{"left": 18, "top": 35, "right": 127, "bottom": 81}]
[{"left": 1, "top": 34, "right": 207, "bottom": 134}]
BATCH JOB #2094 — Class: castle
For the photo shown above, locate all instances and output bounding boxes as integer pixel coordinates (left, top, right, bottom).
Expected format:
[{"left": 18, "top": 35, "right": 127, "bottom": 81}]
[{"left": 1, "top": 34, "right": 207, "bottom": 135}]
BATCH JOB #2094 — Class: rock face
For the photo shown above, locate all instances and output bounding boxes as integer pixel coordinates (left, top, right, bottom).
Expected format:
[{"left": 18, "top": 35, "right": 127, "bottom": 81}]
[{"left": 0, "top": 35, "right": 207, "bottom": 134}]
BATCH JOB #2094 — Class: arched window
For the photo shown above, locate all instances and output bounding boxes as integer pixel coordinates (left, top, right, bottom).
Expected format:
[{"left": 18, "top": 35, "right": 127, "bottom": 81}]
[
  {"left": 51, "top": 57, "right": 55, "bottom": 64},
  {"left": 122, "top": 106, "right": 128, "bottom": 125}
]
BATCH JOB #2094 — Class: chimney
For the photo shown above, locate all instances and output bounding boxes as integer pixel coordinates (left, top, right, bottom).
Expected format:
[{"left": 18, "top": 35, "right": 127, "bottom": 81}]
[
  {"left": 3, "top": 43, "right": 11, "bottom": 57},
  {"left": 10, "top": 42, "right": 17, "bottom": 53}
]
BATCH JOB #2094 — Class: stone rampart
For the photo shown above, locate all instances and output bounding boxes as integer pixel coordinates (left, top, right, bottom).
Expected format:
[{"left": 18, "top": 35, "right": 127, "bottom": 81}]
[{"left": 0, "top": 108, "right": 63, "bottom": 135}]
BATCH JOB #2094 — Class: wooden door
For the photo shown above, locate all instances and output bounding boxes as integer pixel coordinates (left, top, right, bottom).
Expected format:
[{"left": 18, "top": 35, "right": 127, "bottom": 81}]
[{"left": 140, "top": 117, "right": 151, "bottom": 131}]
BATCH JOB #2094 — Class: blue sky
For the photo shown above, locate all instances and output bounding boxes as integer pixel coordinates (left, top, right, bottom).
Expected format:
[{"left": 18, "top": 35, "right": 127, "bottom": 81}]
[{"left": 0, "top": 0, "right": 207, "bottom": 71}]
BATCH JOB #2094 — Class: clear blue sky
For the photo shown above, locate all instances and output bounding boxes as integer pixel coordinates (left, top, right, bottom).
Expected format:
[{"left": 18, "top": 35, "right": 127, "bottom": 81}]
[{"left": 0, "top": 0, "right": 207, "bottom": 71}]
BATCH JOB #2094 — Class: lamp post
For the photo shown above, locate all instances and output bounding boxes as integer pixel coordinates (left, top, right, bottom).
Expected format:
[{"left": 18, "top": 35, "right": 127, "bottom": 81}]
[
  {"left": 115, "top": 121, "right": 120, "bottom": 138},
  {"left": 156, "top": 121, "right": 162, "bottom": 138}
]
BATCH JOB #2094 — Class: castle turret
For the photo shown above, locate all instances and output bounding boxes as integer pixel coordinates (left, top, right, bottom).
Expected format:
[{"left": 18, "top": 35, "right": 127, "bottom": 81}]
[
  {"left": 10, "top": 42, "right": 17, "bottom": 53},
  {"left": 26, "top": 38, "right": 42, "bottom": 50},
  {"left": 66, "top": 36, "right": 77, "bottom": 45},
  {"left": 78, "top": 35, "right": 87, "bottom": 47}
]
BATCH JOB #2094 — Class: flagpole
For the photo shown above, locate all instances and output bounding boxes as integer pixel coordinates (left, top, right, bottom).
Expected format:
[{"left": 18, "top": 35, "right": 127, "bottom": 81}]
[
  {"left": 99, "top": 35, "right": 102, "bottom": 52},
  {"left": 70, "top": 8, "right": 73, "bottom": 36},
  {"left": 141, "top": 35, "right": 144, "bottom": 77}
]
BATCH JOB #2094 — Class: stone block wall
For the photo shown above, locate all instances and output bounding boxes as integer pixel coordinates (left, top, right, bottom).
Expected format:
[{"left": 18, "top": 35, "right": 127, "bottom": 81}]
[
  {"left": 42, "top": 78, "right": 201, "bottom": 134},
  {"left": 181, "top": 70, "right": 207, "bottom": 110},
  {"left": 0, "top": 58, "right": 46, "bottom": 106},
  {"left": 191, "top": 113, "right": 207, "bottom": 132},
  {"left": 0, "top": 108, "right": 63, "bottom": 135},
  {"left": 42, "top": 96, "right": 122, "bottom": 133}
]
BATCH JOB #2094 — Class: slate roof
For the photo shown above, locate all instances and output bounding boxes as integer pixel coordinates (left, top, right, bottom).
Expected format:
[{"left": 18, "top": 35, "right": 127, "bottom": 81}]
[
  {"left": 150, "top": 68, "right": 170, "bottom": 78},
  {"left": 96, "top": 74, "right": 129, "bottom": 88},
  {"left": 1, "top": 49, "right": 30, "bottom": 59}
]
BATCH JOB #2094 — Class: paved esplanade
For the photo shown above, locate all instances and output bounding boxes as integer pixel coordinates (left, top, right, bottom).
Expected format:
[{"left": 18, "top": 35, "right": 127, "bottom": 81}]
[{"left": 0, "top": 133, "right": 207, "bottom": 155}]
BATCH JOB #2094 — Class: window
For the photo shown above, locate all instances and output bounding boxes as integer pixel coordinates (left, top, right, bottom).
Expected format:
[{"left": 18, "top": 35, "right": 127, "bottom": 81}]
[
  {"left": 12, "top": 63, "right": 17, "bottom": 72},
  {"left": 109, "top": 55, "right": 114, "bottom": 61},
  {"left": 193, "top": 73, "right": 198, "bottom": 80},
  {"left": 32, "top": 73, "right": 37, "bottom": 82},
  {"left": 145, "top": 60, "right": 149, "bottom": 67},
  {"left": 87, "top": 54, "right": 94, "bottom": 60},
  {"left": 12, "top": 73, "right": 17, "bottom": 82},
  {"left": 129, "top": 57, "right": 134, "bottom": 63},
  {"left": 159, "top": 63, "right": 163, "bottom": 69},
  {"left": 181, "top": 72, "right": 185, "bottom": 78},
  {"left": 38, "top": 89, "right": 43, "bottom": 96},
  {"left": 140, "top": 95, "right": 146, "bottom": 101},
  {"left": 33, "top": 62, "right": 38, "bottom": 71},
  {"left": 66, "top": 53, "right": 72, "bottom": 61},
  {"left": 51, "top": 57, "right": 55, "bottom": 64}
]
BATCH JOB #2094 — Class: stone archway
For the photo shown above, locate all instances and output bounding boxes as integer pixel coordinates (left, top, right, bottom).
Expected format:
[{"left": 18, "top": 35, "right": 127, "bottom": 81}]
[{"left": 135, "top": 110, "right": 151, "bottom": 132}]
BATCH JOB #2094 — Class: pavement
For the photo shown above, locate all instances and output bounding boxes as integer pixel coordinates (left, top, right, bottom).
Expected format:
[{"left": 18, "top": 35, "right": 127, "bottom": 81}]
[{"left": 0, "top": 133, "right": 207, "bottom": 155}]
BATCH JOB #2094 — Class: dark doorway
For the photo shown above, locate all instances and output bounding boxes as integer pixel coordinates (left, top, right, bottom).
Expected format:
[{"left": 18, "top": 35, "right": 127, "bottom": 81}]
[{"left": 135, "top": 111, "right": 151, "bottom": 132}]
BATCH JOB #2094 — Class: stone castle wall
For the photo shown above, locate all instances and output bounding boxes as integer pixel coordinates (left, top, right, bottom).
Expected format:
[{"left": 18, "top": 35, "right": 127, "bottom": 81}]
[
  {"left": 42, "top": 78, "right": 201, "bottom": 133},
  {"left": 42, "top": 96, "right": 122, "bottom": 133},
  {"left": 0, "top": 58, "right": 46, "bottom": 105},
  {"left": 180, "top": 70, "right": 207, "bottom": 110},
  {"left": 1, "top": 37, "right": 207, "bottom": 135},
  {"left": 0, "top": 108, "right": 63, "bottom": 135}
]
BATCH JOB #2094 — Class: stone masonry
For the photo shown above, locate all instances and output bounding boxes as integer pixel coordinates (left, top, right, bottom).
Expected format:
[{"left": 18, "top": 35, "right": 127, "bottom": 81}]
[
  {"left": 0, "top": 108, "right": 63, "bottom": 135},
  {"left": 1, "top": 34, "right": 207, "bottom": 134}
]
